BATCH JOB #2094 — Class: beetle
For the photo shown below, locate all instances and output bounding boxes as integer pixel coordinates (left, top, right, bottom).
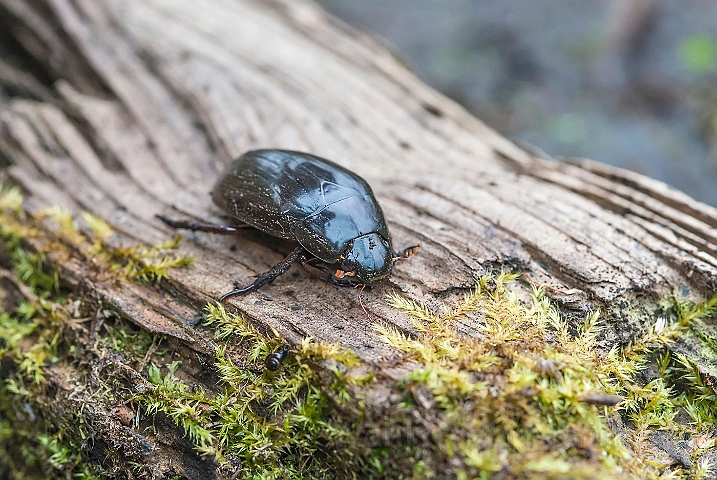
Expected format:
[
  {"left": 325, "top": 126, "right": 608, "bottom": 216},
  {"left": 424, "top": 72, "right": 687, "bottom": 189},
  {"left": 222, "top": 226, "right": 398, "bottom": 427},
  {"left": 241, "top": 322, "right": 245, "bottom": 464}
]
[
  {"left": 265, "top": 345, "right": 290, "bottom": 372},
  {"left": 158, "top": 149, "right": 418, "bottom": 301}
]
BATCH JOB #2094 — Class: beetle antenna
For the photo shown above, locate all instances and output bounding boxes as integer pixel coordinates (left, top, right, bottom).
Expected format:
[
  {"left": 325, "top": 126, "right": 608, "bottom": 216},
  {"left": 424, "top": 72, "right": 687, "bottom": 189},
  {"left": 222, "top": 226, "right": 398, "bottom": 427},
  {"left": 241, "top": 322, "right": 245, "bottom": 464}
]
[
  {"left": 357, "top": 284, "right": 371, "bottom": 321},
  {"left": 392, "top": 245, "right": 420, "bottom": 262}
]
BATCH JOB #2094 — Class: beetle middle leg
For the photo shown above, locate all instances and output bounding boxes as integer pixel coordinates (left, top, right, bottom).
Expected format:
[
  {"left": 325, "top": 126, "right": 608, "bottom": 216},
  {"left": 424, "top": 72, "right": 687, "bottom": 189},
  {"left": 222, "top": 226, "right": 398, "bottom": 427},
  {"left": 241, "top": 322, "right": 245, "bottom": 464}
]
[
  {"left": 157, "top": 215, "right": 254, "bottom": 235},
  {"left": 219, "top": 246, "right": 306, "bottom": 301}
]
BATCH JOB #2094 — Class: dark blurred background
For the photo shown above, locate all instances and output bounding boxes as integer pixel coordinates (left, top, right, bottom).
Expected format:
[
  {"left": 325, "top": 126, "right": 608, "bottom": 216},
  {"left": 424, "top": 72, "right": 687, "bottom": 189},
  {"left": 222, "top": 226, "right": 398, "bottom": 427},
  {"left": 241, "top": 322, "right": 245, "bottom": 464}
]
[{"left": 316, "top": 0, "right": 717, "bottom": 207}]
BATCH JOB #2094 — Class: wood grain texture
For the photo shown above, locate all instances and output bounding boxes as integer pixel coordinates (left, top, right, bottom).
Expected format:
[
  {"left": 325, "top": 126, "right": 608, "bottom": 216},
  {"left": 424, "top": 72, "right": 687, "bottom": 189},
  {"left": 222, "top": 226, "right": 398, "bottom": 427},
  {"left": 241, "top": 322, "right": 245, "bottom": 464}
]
[
  {"left": 1, "top": 0, "right": 716, "bottom": 475},
  {"left": 2, "top": 0, "right": 716, "bottom": 357}
]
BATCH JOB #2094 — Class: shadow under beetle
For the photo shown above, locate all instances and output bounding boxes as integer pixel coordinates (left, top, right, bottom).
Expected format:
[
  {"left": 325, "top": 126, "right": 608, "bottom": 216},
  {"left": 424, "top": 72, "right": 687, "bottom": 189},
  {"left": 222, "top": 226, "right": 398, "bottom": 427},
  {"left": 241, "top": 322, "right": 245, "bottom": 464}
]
[{"left": 158, "top": 150, "right": 418, "bottom": 301}]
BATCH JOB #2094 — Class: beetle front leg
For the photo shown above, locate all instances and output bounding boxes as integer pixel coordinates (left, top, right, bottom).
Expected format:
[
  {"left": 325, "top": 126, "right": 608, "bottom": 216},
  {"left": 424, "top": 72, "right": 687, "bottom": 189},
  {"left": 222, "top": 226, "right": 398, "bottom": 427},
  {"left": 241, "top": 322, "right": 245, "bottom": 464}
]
[
  {"left": 219, "top": 246, "right": 305, "bottom": 301},
  {"left": 299, "top": 256, "right": 359, "bottom": 287},
  {"left": 157, "top": 215, "right": 254, "bottom": 235}
]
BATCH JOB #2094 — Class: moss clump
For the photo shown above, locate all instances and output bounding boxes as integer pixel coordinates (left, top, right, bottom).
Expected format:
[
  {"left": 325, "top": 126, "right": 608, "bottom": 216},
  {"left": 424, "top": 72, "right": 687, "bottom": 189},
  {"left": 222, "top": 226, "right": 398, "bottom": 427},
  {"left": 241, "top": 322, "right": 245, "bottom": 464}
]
[
  {"left": 0, "top": 186, "right": 100, "bottom": 478},
  {"left": 0, "top": 183, "right": 189, "bottom": 478},
  {"left": 2, "top": 181, "right": 717, "bottom": 479},
  {"left": 379, "top": 273, "right": 717, "bottom": 479},
  {"left": 0, "top": 371, "right": 101, "bottom": 480},
  {"left": 0, "top": 295, "right": 160, "bottom": 479},
  {"left": 38, "top": 205, "right": 193, "bottom": 284},
  {"left": 133, "top": 276, "right": 717, "bottom": 480},
  {"left": 0, "top": 183, "right": 193, "bottom": 288},
  {"left": 137, "top": 302, "right": 365, "bottom": 479}
]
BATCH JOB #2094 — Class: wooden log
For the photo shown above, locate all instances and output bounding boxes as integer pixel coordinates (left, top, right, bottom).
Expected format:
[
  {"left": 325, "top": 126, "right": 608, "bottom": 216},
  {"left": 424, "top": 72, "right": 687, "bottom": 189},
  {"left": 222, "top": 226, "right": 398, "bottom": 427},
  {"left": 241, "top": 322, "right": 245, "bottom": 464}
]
[{"left": 1, "top": 0, "right": 716, "bottom": 478}]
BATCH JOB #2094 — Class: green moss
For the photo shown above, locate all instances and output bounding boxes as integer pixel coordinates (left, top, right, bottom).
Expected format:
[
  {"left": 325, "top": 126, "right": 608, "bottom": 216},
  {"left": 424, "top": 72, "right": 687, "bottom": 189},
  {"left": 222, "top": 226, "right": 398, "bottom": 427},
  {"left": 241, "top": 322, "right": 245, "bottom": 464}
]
[
  {"left": 0, "top": 191, "right": 57, "bottom": 297},
  {"left": 1, "top": 183, "right": 193, "bottom": 290},
  {"left": 0, "top": 184, "right": 183, "bottom": 478},
  {"left": 135, "top": 303, "right": 366, "bottom": 478},
  {"left": 0, "top": 283, "right": 158, "bottom": 478},
  {"left": 9, "top": 250, "right": 59, "bottom": 296},
  {"left": 3, "top": 182, "right": 717, "bottom": 479},
  {"left": 379, "top": 273, "right": 717, "bottom": 479},
  {"left": 0, "top": 385, "right": 101, "bottom": 480},
  {"left": 101, "top": 318, "right": 164, "bottom": 361},
  {"left": 38, "top": 206, "right": 194, "bottom": 284},
  {"left": 0, "top": 184, "right": 22, "bottom": 212},
  {"left": 654, "top": 294, "right": 717, "bottom": 446},
  {"left": 131, "top": 277, "right": 715, "bottom": 479},
  {"left": 0, "top": 278, "right": 100, "bottom": 478}
]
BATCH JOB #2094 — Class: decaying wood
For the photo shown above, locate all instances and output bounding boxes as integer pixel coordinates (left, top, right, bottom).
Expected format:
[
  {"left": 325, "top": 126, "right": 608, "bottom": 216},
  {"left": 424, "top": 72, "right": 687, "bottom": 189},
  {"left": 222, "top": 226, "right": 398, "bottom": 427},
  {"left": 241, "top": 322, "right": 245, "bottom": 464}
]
[{"left": 1, "top": 0, "right": 716, "bottom": 477}]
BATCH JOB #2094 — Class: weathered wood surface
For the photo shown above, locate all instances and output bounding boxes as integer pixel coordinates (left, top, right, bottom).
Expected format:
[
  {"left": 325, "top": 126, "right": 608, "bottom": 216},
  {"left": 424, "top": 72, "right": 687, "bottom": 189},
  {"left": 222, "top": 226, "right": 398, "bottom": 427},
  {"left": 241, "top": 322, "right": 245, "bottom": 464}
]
[
  {"left": 2, "top": 0, "right": 716, "bottom": 370},
  {"left": 1, "top": 0, "right": 717, "bottom": 476}
]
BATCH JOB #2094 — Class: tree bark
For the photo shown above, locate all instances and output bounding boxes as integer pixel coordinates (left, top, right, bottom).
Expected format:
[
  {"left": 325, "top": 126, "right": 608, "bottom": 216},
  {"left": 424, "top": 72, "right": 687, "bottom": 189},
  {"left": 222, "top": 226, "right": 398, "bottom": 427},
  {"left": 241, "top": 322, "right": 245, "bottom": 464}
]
[{"left": 1, "top": 0, "right": 716, "bottom": 478}]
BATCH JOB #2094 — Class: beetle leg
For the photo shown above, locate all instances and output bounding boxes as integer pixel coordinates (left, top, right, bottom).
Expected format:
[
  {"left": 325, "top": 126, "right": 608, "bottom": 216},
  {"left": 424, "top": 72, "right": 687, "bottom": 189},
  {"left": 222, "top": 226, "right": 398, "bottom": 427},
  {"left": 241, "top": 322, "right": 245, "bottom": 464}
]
[
  {"left": 157, "top": 215, "right": 254, "bottom": 235},
  {"left": 392, "top": 244, "right": 420, "bottom": 261},
  {"left": 219, "top": 246, "right": 305, "bottom": 301},
  {"left": 299, "top": 256, "right": 359, "bottom": 287}
]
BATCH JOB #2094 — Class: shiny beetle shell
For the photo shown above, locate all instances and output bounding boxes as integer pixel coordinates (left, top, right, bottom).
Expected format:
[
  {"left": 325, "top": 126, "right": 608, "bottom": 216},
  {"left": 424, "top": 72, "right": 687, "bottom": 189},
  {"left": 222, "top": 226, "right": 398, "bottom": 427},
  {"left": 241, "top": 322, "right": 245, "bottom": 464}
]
[
  {"left": 212, "top": 149, "right": 394, "bottom": 284},
  {"left": 265, "top": 346, "right": 290, "bottom": 372}
]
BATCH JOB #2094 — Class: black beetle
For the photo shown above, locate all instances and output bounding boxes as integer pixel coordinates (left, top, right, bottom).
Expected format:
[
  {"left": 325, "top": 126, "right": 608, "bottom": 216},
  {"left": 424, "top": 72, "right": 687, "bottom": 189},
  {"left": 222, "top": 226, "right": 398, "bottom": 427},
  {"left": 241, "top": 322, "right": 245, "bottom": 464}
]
[
  {"left": 265, "top": 345, "right": 290, "bottom": 372},
  {"left": 158, "top": 149, "right": 418, "bottom": 301}
]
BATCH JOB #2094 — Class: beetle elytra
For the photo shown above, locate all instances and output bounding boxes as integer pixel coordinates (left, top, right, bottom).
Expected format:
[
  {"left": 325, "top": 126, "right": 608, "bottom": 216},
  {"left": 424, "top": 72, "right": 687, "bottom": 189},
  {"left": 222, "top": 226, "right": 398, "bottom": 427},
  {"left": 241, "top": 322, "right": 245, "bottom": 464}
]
[{"left": 158, "top": 149, "right": 418, "bottom": 300}]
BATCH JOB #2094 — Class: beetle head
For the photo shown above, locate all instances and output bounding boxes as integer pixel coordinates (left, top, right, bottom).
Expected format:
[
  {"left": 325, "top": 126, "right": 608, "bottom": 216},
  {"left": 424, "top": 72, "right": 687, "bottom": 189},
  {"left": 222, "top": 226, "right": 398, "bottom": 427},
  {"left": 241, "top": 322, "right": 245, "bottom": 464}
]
[{"left": 341, "top": 233, "right": 392, "bottom": 285}]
